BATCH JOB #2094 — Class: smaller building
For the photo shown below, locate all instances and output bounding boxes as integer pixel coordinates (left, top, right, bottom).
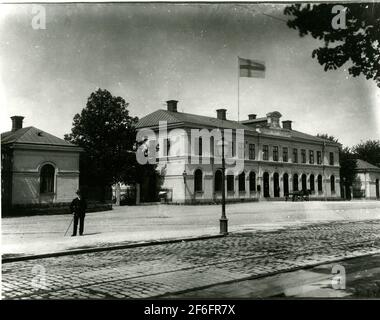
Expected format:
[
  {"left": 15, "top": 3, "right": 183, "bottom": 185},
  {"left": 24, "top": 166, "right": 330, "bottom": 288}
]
[
  {"left": 1, "top": 116, "right": 82, "bottom": 214},
  {"left": 353, "top": 159, "right": 380, "bottom": 200}
]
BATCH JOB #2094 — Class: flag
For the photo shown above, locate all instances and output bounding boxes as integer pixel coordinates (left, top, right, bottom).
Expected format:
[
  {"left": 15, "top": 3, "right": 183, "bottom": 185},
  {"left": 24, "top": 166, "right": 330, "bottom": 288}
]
[{"left": 238, "top": 57, "right": 265, "bottom": 78}]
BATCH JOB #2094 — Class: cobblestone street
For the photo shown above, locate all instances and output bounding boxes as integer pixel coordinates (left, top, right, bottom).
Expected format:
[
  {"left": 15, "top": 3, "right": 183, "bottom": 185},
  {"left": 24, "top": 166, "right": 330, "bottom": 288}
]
[{"left": 2, "top": 219, "right": 380, "bottom": 299}]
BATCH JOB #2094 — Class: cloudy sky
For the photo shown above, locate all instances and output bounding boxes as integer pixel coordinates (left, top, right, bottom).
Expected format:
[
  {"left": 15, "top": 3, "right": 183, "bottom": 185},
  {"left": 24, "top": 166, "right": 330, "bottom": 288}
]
[{"left": 1, "top": 3, "right": 379, "bottom": 147}]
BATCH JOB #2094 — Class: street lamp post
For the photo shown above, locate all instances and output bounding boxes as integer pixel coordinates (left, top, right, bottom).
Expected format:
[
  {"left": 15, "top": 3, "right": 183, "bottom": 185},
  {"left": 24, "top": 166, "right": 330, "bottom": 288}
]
[{"left": 219, "top": 131, "right": 228, "bottom": 235}]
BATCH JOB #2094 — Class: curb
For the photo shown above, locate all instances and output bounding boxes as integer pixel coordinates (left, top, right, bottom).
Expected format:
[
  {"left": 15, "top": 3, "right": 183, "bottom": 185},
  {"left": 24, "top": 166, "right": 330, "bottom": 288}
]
[{"left": 2, "top": 234, "right": 225, "bottom": 264}]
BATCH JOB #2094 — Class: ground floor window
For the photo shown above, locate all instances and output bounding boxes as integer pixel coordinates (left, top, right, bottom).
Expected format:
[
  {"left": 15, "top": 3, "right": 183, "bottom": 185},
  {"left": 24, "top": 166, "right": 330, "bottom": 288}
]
[
  {"left": 310, "top": 174, "right": 315, "bottom": 192},
  {"left": 194, "top": 169, "right": 203, "bottom": 192},
  {"left": 330, "top": 175, "right": 335, "bottom": 193},
  {"left": 318, "top": 175, "right": 323, "bottom": 192},
  {"left": 293, "top": 174, "right": 298, "bottom": 191},
  {"left": 214, "top": 170, "right": 222, "bottom": 192},
  {"left": 40, "top": 164, "right": 55, "bottom": 194},
  {"left": 227, "top": 175, "right": 234, "bottom": 192},
  {"left": 238, "top": 172, "right": 245, "bottom": 192},
  {"left": 283, "top": 173, "right": 289, "bottom": 195},
  {"left": 249, "top": 172, "right": 256, "bottom": 192}
]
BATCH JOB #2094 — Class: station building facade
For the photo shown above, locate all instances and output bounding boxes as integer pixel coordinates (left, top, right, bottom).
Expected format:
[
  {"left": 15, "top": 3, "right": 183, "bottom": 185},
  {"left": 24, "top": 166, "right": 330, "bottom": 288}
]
[{"left": 136, "top": 100, "right": 341, "bottom": 204}]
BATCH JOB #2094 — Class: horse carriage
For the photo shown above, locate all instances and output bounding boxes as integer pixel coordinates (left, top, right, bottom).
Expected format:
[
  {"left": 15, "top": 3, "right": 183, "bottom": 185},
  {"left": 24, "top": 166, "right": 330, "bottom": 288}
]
[{"left": 285, "top": 189, "right": 311, "bottom": 201}]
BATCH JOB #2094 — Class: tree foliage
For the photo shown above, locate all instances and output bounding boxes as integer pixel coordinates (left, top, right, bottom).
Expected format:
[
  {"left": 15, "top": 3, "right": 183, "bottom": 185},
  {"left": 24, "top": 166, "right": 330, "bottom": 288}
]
[
  {"left": 284, "top": 3, "right": 380, "bottom": 86},
  {"left": 65, "top": 89, "right": 160, "bottom": 200},
  {"left": 352, "top": 139, "right": 380, "bottom": 166},
  {"left": 316, "top": 133, "right": 340, "bottom": 143},
  {"left": 339, "top": 147, "right": 358, "bottom": 187}
]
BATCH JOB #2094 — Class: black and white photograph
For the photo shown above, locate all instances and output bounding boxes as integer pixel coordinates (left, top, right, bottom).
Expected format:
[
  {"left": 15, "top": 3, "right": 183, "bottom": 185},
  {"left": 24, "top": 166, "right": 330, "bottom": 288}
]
[{"left": 1, "top": 0, "right": 380, "bottom": 306}]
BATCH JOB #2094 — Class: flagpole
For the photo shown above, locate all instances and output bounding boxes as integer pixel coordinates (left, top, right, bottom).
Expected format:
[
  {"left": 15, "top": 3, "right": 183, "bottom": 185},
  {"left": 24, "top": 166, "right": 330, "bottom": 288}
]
[{"left": 237, "top": 56, "right": 240, "bottom": 123}]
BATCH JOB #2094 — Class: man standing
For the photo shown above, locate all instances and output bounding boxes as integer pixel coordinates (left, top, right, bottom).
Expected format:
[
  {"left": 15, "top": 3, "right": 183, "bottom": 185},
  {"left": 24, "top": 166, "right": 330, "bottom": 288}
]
[{"left": 70, "top": 190, "right": 87, "bottom": 236}]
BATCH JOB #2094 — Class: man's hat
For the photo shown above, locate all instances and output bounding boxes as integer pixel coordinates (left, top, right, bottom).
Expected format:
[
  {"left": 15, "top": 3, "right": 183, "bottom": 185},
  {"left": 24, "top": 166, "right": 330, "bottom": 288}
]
[{"left": 76, "top": 189, "right": 81, "bottom": 195}]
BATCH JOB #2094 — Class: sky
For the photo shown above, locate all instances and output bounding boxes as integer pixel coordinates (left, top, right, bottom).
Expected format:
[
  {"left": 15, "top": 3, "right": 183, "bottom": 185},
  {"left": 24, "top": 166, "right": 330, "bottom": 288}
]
[{"left": 0, "top": 3, "right": 379, "bottom": 147}]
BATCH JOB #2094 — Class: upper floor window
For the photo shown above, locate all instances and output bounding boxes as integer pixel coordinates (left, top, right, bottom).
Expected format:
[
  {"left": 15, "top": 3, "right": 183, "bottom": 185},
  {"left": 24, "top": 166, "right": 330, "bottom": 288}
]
[
  {"left": 249, "top": 144, "right": 255, "bottom": 160},
  {"left": 40, "top": 164, "right": 55, "bottom": 194},
  {"left": 164, "top": 138, "right": 171, "bottom": 156},
  {"left": 283, "top": 147, "right": 288, "bottom": 162},
  {"left": 263, "top": 145, "right": 269, "bottom": 161},
  {"left": 329, "top": 152, "right": 334, "bottom": 165},
  {"left": 273, "top": 146, "right": 279, "bottom": 161},
  {"left": 301, "top": 149, "right": 306, "bottom": 163},
  {"left": 317, "top": 151, "right": 322, "bottom": 164},
  {"left": 227, "top": 141, "right": 235, "bottom": 158},
  {"left": 293, "top": 148, "right": 298, "bottom": 163},
  {"left": 309, "top": 150, "right": 314, "bottom": 164},
  {"left": 198, "top": 137, "right": 202, "bottom": 156}
]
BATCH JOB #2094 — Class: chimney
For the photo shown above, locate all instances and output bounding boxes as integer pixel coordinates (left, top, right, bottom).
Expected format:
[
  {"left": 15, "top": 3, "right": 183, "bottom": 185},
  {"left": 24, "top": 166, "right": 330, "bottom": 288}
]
[
  {"left": 248, "top": 114, "right": 257, "bottom": 120},
  {"left": 11, "top": 116, "right": 24, "bottom": 131},
  {"left": 216, "top": 109, "right": 227, "bottom": 120},
  {"left": 282, "top": 120, "right": 292, "bottom": 130},
  {"left": 166, "top": 100, "right": 178, "bottom": 112}
]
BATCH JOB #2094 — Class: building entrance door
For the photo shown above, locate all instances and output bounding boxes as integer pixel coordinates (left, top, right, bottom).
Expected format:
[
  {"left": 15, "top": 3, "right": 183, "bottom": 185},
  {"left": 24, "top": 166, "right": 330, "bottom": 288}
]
[
  {"left": 273, "top": 173, "right": 280, "bottom": 197},
  {"left": 376, "top": 179, "right": 379, "bottom": 199},
  {"left": 263, "top": 172, "right": 270, "bottom": 198}
]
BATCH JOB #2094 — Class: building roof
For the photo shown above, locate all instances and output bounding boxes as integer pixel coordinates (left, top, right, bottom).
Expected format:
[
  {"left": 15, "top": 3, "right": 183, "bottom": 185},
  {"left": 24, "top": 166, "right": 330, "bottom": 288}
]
[
  {"left": 1, "top": 126, "right": 78, "bottom": 148},
  {"left": 136, "top": 109, "right": 251, "bottom": 131},
  {"left": 136, "top": 109, "right": 340, "bottom": 145},
  {"left": 356, "top": 159, "right": 380, "bottom": 171},
  {"left": 241, "top": 117, "right": 267, "bottom": 125}
]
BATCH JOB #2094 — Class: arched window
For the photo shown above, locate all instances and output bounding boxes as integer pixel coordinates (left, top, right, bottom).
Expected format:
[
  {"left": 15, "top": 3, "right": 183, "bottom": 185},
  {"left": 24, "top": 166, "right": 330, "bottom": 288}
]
[
  {"left": 283, "top": 173, "right": 289, "bottom": 195},
  {"left": 40, "top": 164, "right": 55, "bottom": 194},
  {"left": 318, "top": 175, "right": 323, "bottom": 192},
  {"left": 227, "top": 174, "right": 234, "bottom": 192},
  {"left": 293, "top": 174, "right": 299, "bottom": 191},
  {"left": 301, "top": 174, "right": 307, "bottom": 191},
  {"left": 194, "top": 169, "right": 203, "bottom": 192},
  {"left": 330, "top": 175, "right": 335, "bottom": 193},
  {"left": 214, "top": 170, "right": 223, "bottom": 192},
  {"left": 238, "top": 172, "right": 245, "bottom": 192},
  {"left": 310, "top": 174, "right": 315, "bottom": 192},
  {"left": 249, "top": 172, "right": 256, "bottom": 192}
]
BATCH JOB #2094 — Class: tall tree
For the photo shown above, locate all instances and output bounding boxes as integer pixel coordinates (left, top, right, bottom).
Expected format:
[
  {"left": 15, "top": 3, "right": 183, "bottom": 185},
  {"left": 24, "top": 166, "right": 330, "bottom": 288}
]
[
  {"left": 65, "top": 88, "right": 159, "bottom": 201},
  {"left": 284, "top": 3, "right": 380, "bottom": 87},
  {"left": 352, "top": 140, "right": 380, "bottom": 166},
  {"left": 339, "top": 147, "right": 358, "bottom": 195}
]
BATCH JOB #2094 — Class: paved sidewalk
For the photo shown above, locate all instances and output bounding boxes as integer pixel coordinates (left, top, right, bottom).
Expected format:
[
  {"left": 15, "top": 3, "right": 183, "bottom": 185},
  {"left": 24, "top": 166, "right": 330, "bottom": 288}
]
[
  {"left": 2, "top": 219, "right": 380, "bottom": 299},
  {"left": 2, "top": 200, "right": 380, "bottom": 258}
]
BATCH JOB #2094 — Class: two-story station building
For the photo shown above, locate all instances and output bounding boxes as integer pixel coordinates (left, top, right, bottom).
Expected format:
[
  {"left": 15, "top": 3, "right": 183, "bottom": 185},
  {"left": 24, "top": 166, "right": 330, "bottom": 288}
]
[{"left": 136, "top": 100, "right": 341, "bottom": 203}]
